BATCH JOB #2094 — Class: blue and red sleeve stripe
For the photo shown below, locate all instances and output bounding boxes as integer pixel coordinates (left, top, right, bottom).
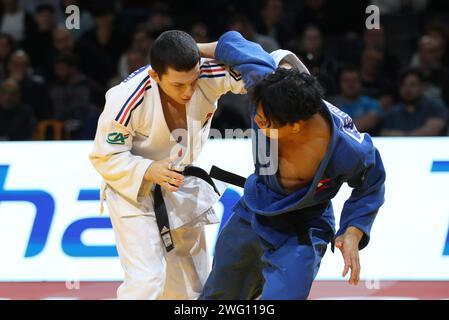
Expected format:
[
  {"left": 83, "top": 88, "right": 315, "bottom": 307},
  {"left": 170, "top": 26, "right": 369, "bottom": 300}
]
[{"left": 115, "top": 75, "right": 151, "bottom": 126}]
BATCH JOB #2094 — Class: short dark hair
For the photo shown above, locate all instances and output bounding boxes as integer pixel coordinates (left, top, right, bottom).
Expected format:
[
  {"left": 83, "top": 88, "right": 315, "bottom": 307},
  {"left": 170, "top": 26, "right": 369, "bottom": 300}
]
[
  {"left": 54, "top": 53, "right": 79, "bottom": 67},
  {"left": 0, "top": 33, "right": 15, "bottom": 49},
  {"left": 36, "top": 4, "right": 55, "bottom": 14},
  {"left": 150, "top": 30, "right": 200, "bottom": 77},
  {"left": 399, "top": 68, "right": 425, "bottom": 85},
  {"left": 339, "top": 65, "right": 360, "bottom": 78},
  {"left": 252, "top": 68, "right": 324, "bottom": 127}
]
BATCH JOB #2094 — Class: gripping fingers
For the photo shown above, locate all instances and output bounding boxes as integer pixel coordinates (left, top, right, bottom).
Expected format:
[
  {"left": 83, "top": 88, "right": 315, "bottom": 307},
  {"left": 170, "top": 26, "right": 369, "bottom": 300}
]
[
  {"left": 164, "top": 170, "right": 184, "bottom": 183},
  {"left": 161, "top": 181, "right": 178, "bottom": 192}
]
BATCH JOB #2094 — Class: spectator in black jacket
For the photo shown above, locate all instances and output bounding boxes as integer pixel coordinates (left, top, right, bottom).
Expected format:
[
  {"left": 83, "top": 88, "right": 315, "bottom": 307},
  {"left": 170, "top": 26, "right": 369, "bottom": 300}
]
[
  {"left": 80, "top": 7, "right": 127, "bottom": 86},
  {"left": 7, "top": 50, "right": 52, "bottom": 120},
  {"left": 48, "top": 54, "right": 94, "bottom": 139},
  {"left": 24, "top": 4, "right": 56, "bottom": 75},
  {"left": 0, "top": 77, "right": 36, "bottom": 140},
  {"left": 0, "top": 33, "right": 13, "bottom": 81}
]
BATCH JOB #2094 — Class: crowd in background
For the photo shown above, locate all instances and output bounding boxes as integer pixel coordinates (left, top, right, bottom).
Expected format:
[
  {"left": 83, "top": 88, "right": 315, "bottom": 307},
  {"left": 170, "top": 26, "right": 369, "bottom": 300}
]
[{"left": 0, "top": 0, "right": 448, "bottom": 141}]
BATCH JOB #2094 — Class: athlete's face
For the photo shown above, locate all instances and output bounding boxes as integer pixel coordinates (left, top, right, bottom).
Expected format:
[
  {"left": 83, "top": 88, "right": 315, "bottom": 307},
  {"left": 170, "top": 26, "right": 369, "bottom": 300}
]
[
  {"left": 150, "top": 64, "right": 200, "bottom": 105},
  {"left": 254, "top": 104, "right": 300, "bottom": 139}
]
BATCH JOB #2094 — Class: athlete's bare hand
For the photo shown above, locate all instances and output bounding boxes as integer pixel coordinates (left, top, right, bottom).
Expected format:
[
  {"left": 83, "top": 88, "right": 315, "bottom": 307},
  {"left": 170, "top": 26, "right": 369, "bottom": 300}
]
[
  {"left": 144, "top": 158, "right": 184, "bottom": 192},
  {"left": 334, "top": 226, "right": 364, "bottom": 285}
]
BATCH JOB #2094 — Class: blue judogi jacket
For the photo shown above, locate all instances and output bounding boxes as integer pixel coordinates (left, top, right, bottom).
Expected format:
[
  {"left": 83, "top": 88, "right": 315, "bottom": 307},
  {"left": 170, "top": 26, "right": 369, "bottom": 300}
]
[{"left": 215, "top": 31, "right": 386, "bottom": 250}]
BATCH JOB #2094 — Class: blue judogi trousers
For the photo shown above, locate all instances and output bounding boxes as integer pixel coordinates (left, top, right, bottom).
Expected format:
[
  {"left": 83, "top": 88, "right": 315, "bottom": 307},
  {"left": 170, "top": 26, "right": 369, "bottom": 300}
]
[{"left": 200, "top": 201, "right": 335, "bottom": 300}]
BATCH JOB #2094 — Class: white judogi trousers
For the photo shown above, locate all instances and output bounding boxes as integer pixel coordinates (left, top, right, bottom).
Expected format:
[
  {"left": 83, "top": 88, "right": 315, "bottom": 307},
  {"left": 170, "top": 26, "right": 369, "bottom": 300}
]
[{"left": 109, "top": 205, "right": 210, "bottom": 300}]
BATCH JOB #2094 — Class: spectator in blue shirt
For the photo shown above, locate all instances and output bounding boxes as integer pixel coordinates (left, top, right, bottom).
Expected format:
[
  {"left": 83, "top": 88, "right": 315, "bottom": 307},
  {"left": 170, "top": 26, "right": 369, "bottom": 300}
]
[
  {"left": 380, "top": 68, "right": 448, "bottom": 136},
  {"left": 330, "top": 65, "right": 382, "bottom": 135}
]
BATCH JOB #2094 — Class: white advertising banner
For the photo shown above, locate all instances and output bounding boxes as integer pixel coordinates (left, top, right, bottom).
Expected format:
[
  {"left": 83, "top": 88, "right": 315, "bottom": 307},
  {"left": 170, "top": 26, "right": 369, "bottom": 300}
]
[{"left": 0, "top": 138, "right": 448, "bottom": 281}]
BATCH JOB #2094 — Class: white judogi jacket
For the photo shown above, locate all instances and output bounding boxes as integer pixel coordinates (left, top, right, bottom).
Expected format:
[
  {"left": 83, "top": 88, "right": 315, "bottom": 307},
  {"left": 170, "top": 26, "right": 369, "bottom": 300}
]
[{"left": 89, "top": 60, "right": 245, "bottom": 229}]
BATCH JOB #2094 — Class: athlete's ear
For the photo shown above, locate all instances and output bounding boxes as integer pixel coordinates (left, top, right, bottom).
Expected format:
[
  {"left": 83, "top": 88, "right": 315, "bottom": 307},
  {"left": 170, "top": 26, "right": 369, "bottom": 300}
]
[
  {"left": 255, "top": 104, "right": 268, "bottom": 129},
  {"left": 149, "top": 69, "right": 160, "bottom": 83},
  {"left": 254, "top": 112, "right": 267, "bottom": 129}
]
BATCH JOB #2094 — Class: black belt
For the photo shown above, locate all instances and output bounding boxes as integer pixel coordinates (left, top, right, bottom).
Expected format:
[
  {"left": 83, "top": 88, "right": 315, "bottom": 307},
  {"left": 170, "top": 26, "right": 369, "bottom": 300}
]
[
  {"left": 153, "top": 165, "right": 221, "bottom": 252},
  {"left": 209, "top": 166, "right": 326, "bottom": 247},
  {"left": 209, "top": 165, "right": 246, "bottom": 188}
]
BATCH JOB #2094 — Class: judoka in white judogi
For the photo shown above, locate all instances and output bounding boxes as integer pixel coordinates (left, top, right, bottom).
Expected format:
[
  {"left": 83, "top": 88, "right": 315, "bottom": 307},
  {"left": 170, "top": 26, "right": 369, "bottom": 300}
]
[{"left": 89, "top": 60, "right": 244, "bottom": 299}]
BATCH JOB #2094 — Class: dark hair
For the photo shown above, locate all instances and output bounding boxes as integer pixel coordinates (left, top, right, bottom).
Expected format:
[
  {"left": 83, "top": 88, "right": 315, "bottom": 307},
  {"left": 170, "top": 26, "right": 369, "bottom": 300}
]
[
  {"left": 36, "top": 4, "right": 55, "bottom": 14},
  {"left": 54, "top": 54, "right": 79, "bottom": 67},
  {"left": 425, "top": 21, "right": 449, "bottom": 43},
  {"left": 0, "top": 33, "right": 15, "bottom": 49},
  {"left": 150, "top": 30, "right": 200, "bottom": 77},
  {"left": 90, "top": 4, "right": 115, "bottom": 18},
  {"left": 133, "top": 24, "right": 153, "bottom": 38},
  {"left": 252, "top": 68, "right": 324, "bottom": 127},
  {"left": 399, "top": 68, "right": 425, "bottom": 85},
  {"left": 339, "top": 65, "right": 360, "bottom": 79},
  {"left": 228, "top": 13, "right": 253, "bottom": 29}
]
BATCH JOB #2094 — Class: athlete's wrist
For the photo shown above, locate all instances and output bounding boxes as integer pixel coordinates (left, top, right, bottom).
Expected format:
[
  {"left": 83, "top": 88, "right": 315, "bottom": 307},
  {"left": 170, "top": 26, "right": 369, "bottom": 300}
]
[
  {"left": 344, "top": 226, "right": 364, "bottom": 242},
  {"left": 197, "top": 42, "right": 217, "bottom": 59},
  {"left": 143, "top": 163, "right": 156, "bottom": 182}
]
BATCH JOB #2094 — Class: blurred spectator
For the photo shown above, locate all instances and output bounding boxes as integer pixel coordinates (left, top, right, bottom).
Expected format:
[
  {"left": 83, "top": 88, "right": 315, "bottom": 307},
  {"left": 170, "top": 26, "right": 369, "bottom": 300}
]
[
  {"left": 24, "top": 4, "right": 56, "bottom": 73},
  {"left": 363, "top": 27, "right": 402, "bottom": 80},
  {"left": 48, "top": 54, "right": 94, "bottom": 139},
  {"left": 117, "top": 25, "right": 152, "bottom": 81},
  {"left": 410, "top": 35, "right": 449, "bottom": 106},
  {"left": 7, "top": 50, "right": 52, "bottom": 120},
  {"left": 370, "top": 0, "right": 428, "bottom": 14},
  {"left": 380, "top": 69, "right": 448, "bottom": 136},
  {"left": 110, "top": 49, "right": 147, "bottom": 87},
  {"left": 0, "top": 78, "right": 36, "bottom": 140},
  {"left": 80, "top": 103, "right": 103, "bottom": 140},
  {"left": 295, "top": 0, "right": 332, "bottom": 35},
  {"left": 146, "top": 1, "right": 174, "bottom": 36},
  {"left": 424, "top": 21, "right": 449, "bottom": 68},
  {"left": 254, "top": 0, "right": 290, "bottom": 46},
  {"left": 331, "top": 66, "right": 382, "bottom": 134},
  {"left": 360, "top": 46, "right": 396, "bottom": 109},
  {"left": 0, "top": 0, "right": 34, "bottom": 43},
  {"left": 80, "top": 7, "right": 127, "bottom": 85},
  {"left": 18, "top": 0, "right": 59, "bottom": 13},
  {"left": 228, "top": 14, "right": 279, "bottom": 53},
  {"left": 293, "top": 25, "right": 339, "bottom": 95},
  {"left": 49, "top": 26, "right": 108, "bottom": 87},
  {"left": 294, "top": 0, "right": 364, "bottom": 36},
  {"left": 51, "top": 26, "right": 75, "bottom": 56},
  {"left": 0, "top": 33, "right": 14, "bottom": 81},
  {"left": 190, "top": 22, "right": 209, "bottom": 43}
]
